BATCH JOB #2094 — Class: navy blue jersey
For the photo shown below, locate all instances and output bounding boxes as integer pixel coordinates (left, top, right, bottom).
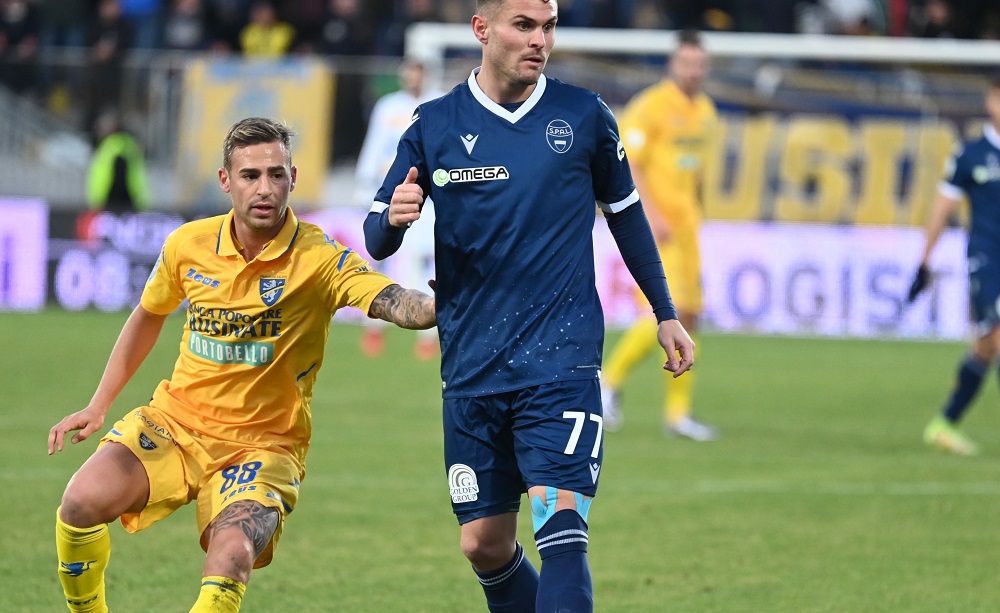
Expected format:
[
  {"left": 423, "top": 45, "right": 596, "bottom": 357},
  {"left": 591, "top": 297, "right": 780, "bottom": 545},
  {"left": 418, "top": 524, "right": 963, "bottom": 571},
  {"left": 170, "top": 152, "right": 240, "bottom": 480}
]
[
  {"left": 372, "top": 70, "right": 638, "bottom": 398},
  {"left": 941, "top": 124, "right": 1000, "bottom": 262}
]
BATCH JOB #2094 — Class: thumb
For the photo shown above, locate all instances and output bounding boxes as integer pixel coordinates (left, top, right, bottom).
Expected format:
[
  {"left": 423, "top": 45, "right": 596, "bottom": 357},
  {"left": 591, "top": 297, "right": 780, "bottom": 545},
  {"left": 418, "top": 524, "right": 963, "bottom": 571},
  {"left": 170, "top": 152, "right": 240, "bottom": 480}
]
[{"left": 404, "top": 166, "right": 419, "bottom": 184}]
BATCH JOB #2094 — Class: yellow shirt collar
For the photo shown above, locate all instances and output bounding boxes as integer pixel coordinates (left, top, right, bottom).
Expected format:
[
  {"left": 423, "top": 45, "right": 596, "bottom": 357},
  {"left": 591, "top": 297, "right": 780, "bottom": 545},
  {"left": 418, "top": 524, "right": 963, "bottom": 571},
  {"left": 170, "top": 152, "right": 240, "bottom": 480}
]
[{"left": 216, "top": 206, "right": 300, "bottom": 261}]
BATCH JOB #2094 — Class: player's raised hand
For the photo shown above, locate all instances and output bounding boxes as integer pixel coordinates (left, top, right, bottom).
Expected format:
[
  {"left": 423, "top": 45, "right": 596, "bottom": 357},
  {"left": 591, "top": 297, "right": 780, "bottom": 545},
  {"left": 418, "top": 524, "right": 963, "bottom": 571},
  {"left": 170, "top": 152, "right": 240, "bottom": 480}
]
[
  {"left": 657, "top": 319, "right": 695, "bottom": 377},
  {"left": 907, "top": 264, "right": 931, "bottom": 303},
  {"left": 388, "top": 166, "right": 424, "bottom": 228},
  {"left": 48, "top": 406, "right": 107, "bottom": 455}
]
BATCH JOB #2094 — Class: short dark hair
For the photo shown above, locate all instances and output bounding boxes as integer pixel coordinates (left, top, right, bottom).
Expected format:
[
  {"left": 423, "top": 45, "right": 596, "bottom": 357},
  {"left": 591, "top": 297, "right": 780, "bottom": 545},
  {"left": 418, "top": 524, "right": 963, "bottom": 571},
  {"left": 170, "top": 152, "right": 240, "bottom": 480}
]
[
  {"left": 677, "top": 28, "right": 703, "bottom": 49},
  {"left": 476, "top": 0, "right": 551, "bottom": 16},
  {"left": 222, "top": 117, "right": 294, "bottom": 169}
]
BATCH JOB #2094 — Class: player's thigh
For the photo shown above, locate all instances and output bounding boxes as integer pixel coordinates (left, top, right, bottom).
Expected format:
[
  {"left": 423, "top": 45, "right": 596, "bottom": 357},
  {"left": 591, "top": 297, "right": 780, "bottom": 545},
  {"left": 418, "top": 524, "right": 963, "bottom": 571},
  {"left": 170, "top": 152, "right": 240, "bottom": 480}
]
[
  {"left": 61, "top": 439, "right": 150, "bottom": 526},
  {"left": 90, "top": 407, "right": 191, "bottom": 532},
  {"left": 198, "top": 448, "right": 302, "bottom": 568},
  {"left": 512, "top": 379, "right": 604, "bottom": 498},
  {"left": 443, "top": 393, "right": 524, "bottom": 524}
]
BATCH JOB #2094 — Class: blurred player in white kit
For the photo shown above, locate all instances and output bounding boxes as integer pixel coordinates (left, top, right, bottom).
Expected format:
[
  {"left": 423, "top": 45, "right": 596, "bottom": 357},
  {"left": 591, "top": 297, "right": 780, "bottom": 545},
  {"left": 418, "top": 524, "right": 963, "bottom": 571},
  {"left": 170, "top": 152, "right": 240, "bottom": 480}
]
[{"left": 355, "top": 57, "right": 444, "bottom": 360}]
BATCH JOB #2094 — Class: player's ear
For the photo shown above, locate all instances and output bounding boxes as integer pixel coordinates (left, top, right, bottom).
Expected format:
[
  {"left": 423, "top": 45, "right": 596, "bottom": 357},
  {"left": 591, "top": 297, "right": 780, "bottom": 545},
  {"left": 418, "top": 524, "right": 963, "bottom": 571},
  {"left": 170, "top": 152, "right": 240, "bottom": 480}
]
[
  {"left": 472, "top": 14, "right": 489, "bottom": 44},
  {"left": 218, "top": 167, "right": 231, "bottom": 193},
  {"left": 289, "top": 166, "right": 297, "bottom": 191}
]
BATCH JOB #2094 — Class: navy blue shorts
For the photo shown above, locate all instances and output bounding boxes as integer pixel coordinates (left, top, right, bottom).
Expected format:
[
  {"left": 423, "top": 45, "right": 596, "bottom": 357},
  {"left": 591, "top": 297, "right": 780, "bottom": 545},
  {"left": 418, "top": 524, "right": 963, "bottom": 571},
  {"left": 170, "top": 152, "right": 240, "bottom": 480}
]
[
  {"left": 443, "top": 378, "right": 605, "bottom": 525},
  {"left": 969, "top": 255, "right": 1000, "bottom": 335}
]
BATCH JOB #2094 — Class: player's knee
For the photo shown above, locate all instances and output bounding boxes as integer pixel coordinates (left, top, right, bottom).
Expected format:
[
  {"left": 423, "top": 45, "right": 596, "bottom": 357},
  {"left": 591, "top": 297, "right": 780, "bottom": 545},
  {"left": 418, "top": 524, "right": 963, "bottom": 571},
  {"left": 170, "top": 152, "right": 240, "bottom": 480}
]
[
  {"left": 460, "top": 531, "right": 514, "bottom": 569},
  {"left": 204, "top": 533, "right": 256, "bottom": 583},
  {"left": 58, "top": 488, "right": 108, "bottom": 528}
]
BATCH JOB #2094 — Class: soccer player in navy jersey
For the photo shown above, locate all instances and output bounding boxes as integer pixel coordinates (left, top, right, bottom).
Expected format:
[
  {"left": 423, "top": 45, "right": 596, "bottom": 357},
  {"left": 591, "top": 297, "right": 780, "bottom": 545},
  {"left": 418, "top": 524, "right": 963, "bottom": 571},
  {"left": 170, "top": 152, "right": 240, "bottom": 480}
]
[
  {"left": 364, "top": 1, "right": 694, "bottom": 610},
  {"left": 910, "top": 77, "right": 1000, "bottom": 456}
]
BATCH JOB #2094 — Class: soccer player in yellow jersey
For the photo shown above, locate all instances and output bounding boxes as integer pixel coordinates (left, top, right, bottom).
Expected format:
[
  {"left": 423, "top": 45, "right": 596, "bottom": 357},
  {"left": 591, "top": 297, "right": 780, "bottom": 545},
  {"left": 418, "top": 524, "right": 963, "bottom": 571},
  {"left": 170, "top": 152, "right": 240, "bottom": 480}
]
[
  {"left": 601, "top": 29, "right": 719, "bottom": 440},
  {"left": 47, "top": 117, "right": 436, "bottom": 613}
]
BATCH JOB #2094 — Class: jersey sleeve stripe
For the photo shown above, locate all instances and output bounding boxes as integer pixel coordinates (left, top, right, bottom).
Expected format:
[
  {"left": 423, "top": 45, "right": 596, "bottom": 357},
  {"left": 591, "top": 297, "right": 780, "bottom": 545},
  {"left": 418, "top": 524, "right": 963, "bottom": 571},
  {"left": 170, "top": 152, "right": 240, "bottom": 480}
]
[
  {"left": 370, "top": 201, "right": 389, "bottom": 214},
  {"left": 598, "top": 189, "right": 640, "bottom": 214},
  {"left": 337, "top": 247, "right": 354, "bottom": 271}
]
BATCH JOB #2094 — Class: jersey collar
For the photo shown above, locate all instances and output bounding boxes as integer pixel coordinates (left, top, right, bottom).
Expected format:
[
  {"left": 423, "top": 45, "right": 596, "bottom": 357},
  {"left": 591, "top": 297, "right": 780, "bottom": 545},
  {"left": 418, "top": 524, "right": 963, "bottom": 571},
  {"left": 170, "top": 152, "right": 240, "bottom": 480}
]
[
  {"left": 216, "top": 206, "right": 300, "bottom": 261},
  {"left": 467, "top": 67, "right": 547, "bottom": 124}
]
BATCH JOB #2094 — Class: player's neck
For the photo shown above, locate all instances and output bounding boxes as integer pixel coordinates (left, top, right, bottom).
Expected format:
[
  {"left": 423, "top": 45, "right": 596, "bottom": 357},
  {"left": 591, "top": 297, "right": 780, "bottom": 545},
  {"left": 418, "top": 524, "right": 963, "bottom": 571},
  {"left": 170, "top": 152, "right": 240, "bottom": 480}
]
[
  {"left": 232, "top": 217, "right": 283, "bottom": 262},
  {"left": 475, "top": 67, "right": 536, "bottom": 105},
  {"left": 672, "top": 80, "right": 699, "bottom": 102}
]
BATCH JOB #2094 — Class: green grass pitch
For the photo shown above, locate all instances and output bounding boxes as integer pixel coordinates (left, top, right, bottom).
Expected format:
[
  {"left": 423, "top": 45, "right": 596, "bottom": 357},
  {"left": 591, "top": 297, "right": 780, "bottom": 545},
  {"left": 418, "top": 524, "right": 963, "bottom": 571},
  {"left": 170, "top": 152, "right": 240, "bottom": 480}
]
[{"left": 4, "top": 309, "right": 1000, "bottom": 611}]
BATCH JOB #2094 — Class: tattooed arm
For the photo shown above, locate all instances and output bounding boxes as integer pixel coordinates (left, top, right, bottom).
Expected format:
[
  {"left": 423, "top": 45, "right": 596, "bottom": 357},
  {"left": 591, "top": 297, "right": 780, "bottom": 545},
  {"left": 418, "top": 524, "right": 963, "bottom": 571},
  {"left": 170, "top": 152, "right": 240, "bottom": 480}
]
[{"left": 368, "top": 284, "right": 436, "bottom": 330}]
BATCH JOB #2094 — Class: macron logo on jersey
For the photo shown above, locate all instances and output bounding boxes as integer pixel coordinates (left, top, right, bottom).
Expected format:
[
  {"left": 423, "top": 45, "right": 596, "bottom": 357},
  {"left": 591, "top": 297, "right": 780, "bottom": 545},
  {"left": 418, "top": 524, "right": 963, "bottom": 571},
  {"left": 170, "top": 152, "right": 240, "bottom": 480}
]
[
  {"left": 461, "top": 133, "right": 479, "bottom": 155},
  {"left": 433, "top": 166, "right": 509, "bottom": 187}
]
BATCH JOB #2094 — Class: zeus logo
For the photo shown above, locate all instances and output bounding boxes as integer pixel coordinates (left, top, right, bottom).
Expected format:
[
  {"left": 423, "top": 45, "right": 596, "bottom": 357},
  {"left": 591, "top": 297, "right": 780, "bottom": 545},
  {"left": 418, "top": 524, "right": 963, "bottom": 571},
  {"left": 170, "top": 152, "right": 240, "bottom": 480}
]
[
  {"left": 433, "top": 166, "right": 509, "bottom": 187},
  {"left": 186, "top": 268, "right": 220, "bottom": 288}
]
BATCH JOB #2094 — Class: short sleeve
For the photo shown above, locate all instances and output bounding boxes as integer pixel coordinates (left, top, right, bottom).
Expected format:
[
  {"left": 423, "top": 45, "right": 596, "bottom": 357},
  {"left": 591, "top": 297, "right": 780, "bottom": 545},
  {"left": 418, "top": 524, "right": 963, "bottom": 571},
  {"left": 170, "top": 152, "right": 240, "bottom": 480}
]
[
  {"left": 592, "top": 96, "right": 639, "bottom": 213},
  {"left": 939, "top": 144, "right": 970, "bottom": 199},
  {"left": 314, "top": 236, "right": 396, "bottom": 315},
  {"left": 140, "top": 236, "right": 186, "bottom": 315}
]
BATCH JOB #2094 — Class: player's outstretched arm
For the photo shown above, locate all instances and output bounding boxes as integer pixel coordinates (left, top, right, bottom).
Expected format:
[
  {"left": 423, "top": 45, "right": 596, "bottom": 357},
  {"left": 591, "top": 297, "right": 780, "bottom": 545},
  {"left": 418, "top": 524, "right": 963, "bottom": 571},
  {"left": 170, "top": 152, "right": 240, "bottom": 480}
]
[
  {"left": 48, "top": 305, "right": 169, "bottom": 454},
  {"left": 368, "top": 284, "right": 436, "bottom": 330},
  {"left": 658, "top": 319, "right": 694, "bottom": 378},
  {"left": 909, "top": 192, "right": 961, "bottom": 303}
]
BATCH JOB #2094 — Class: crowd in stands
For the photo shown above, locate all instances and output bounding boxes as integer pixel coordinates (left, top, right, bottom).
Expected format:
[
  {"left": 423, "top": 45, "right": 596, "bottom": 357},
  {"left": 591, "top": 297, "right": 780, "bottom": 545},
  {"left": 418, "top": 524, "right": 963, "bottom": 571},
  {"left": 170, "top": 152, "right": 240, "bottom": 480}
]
[
  {"left": 1, "top": 0, "right": 997, "bottom": 60},
  {"left": 0, "top": 0, "right": 996, "bottom": 160},
  {"left": 3, "top": 0, "right": 997, "bottom": 102}
]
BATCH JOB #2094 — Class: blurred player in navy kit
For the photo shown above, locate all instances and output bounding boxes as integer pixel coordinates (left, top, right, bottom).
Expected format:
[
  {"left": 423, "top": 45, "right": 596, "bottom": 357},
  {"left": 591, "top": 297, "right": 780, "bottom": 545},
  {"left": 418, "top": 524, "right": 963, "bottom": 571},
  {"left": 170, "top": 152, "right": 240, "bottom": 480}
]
[
  {"left": 910, "top": 77, "right": 1000, "bottom": 456},
  {"left": 364, "top": 1, "right": 694, "bottom": 610}
]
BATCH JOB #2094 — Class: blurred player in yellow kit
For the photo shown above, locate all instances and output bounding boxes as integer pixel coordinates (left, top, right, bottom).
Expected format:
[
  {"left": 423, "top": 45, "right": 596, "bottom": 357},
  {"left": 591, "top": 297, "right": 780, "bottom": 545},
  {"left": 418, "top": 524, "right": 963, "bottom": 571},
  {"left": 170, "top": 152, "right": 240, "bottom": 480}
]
[
  {"left": 601, "top": 29, "right": 718, "bottom": 440},
  {"left": 47, "top": 117, "right": 436, "bottom": 613}
]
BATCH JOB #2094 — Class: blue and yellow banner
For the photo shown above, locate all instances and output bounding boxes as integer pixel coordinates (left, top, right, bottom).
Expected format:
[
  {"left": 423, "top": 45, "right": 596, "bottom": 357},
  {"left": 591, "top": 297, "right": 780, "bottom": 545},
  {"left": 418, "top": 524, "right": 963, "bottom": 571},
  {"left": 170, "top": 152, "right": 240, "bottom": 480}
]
[{"left": 176, "top": 57, "right": 333, "bottom": 211}]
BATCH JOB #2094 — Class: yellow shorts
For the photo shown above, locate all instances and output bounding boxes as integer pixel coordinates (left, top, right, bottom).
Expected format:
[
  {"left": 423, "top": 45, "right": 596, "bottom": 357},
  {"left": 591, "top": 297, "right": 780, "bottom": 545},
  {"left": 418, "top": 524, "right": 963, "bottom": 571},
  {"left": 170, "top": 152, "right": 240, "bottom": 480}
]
[
  {"left": 100, "top": 406, "right": 302, "bottom": 568},
  {"left": 652, "top": 225, "right": 703, "bottom": 314}
]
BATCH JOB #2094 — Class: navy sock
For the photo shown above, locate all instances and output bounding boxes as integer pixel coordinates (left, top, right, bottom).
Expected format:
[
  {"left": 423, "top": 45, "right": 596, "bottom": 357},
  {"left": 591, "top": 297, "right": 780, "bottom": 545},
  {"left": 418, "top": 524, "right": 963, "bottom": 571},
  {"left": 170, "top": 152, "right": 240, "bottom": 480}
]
[
  {"left": 474, "top": 541, "right": 539, "bottom": 613},
  {"left": 535, "top": 509, "right": 593, "bottom": 613},
  {"left": 942, "top": 354, "right": 989, "bottom": 423}
]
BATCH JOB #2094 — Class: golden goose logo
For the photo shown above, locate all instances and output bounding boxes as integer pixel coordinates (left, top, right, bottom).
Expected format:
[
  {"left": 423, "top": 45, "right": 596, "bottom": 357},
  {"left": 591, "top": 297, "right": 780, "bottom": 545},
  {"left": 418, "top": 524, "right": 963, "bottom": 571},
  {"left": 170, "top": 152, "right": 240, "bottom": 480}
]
[
  {"left": 447, "top": 463, "right": 479, "bottom": 503},
  {"left": 260, "top": 277, "right": 285, "bottom": 306}
]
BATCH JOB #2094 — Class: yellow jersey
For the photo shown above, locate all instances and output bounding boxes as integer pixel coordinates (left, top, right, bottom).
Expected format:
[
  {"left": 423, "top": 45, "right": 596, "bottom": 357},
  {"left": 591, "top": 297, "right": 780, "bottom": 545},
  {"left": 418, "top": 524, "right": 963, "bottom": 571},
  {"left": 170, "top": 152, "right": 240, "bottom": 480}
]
[
  {"left": 141, "top": 207, "right": 394, "bottom": 471},
  {"left": 619, "top": 80, "right": 718, "bottom": 229}
]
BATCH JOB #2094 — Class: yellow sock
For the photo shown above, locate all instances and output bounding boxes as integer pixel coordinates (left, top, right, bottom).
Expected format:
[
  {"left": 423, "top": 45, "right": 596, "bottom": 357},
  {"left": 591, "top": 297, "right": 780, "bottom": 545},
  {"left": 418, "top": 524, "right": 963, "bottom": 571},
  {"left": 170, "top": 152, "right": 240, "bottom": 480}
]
[
  {"left": 55, "top": 507, "right": 110, "bottom": 613},
  {"left": 189, "top": 576, "right": 246, "bottom": 613},
  {"left": 603, "top": 318, "right": 658, "bottom": 388},
  {"left": 665, "top": 334, "right": 697, "bottom": 424}
]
